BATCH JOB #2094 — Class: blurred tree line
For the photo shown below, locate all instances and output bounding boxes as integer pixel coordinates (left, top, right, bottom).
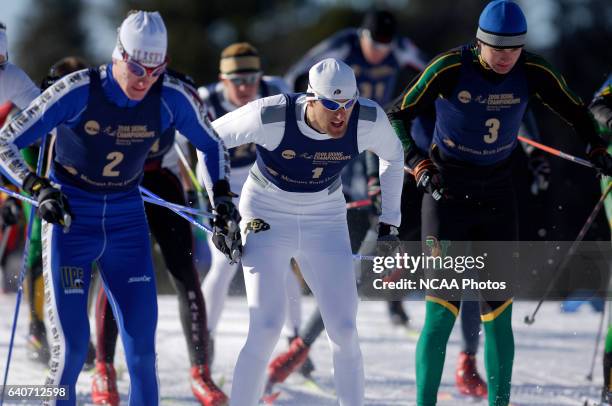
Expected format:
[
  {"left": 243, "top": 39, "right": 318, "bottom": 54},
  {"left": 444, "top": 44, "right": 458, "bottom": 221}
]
[{"left": 13, "top": 0, "right": 612, "bottom": 242}]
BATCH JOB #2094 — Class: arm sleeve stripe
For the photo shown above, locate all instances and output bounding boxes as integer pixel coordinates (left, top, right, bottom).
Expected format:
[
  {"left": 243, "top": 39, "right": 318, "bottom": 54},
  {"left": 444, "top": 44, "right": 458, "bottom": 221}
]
[
  {"left": 400, "top": 52, "right": 461, "bottom": 109},
  {"left": 161, "top": 98, "right": 174, "bottom": 123},
  {"left": 525, "top": 62, "right": 582, "bottom": 106}
]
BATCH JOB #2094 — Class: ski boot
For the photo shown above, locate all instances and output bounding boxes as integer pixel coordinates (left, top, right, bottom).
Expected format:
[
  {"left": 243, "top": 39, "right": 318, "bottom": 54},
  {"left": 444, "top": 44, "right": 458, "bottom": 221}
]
[
  {"left": 268, "top": 337, "right": 310, "bottom": 385},
  {"left": 455, "top": 351, "right": 487, "bottom": 398},
  {"left": 286, "top": 335, "right": 314, "bottom": 378},
  {"left": 190, "top": 364, "right": 228, "bottom": 406},
  {"left": 91, "top": 362, "right": 119, "bottom": 406}
]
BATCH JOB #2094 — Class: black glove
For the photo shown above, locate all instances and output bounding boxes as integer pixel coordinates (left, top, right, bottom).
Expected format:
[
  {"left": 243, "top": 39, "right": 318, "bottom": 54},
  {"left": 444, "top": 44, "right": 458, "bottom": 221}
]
[
  {"left": 367, "top": 176, "right": 382, "bottom": 215},
  {"left": 414, "top": 159, "right": 445, "bottom": 200},
  {"left": 588, "top": 146, "right": 612, "bottom": 177},
  {"left": 1, "top": 197, "right": 21, "bottom": 227},
  {"left": 23, "top": 173, "right": 72, "bottom": 229},
  {"left": 377, "top": 222, "right": 400, "bottom": 258},
  {"left": 527, "top": 153, "right": 551, "bottom": 196},
  {"left": 211, "top": 180, "right": 242, "bottom": 264}
]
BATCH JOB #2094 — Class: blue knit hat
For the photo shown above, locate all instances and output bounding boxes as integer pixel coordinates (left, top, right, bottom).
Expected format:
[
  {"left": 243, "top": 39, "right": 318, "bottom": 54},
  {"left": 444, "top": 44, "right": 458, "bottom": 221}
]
[{"left": 476, "top": 0, "right": 527, "bottom": 48}]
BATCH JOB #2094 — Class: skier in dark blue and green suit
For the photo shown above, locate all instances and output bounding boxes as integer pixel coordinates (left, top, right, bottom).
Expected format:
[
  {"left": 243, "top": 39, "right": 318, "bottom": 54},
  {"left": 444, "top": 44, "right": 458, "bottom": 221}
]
[{"left": 388, "top": 1, "right": 612, "bottom": 405}]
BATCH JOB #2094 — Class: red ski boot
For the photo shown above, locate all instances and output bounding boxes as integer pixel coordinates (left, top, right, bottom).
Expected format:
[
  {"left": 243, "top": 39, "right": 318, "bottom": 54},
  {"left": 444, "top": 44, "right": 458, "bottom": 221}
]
[
  {"left": 91, "top": 362, "right": 119, "bottom": 405},
  {"left": 190, "top": 364, "right": 228, "bottom": 406},
  {"left": 455, "top": 351, "right": 488, "bottom": 398},
  {"left": 267, "top": 337, "right": 310, "bottom": 385}
]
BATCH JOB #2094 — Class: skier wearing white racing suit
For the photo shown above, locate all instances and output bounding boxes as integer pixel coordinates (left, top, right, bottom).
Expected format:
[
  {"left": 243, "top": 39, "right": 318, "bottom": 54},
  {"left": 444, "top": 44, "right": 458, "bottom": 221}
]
[{"left": 198, "top": 58, "right": 404, "bottom": 406}]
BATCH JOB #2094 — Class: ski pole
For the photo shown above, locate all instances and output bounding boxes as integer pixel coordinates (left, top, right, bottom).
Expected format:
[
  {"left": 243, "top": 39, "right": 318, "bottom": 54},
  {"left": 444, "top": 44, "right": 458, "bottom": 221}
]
[
  {"left": 2, "top": 180, "right": 209, "bottom": 219},
  {"left": 518, "top": 135, "right": 594, "bottom": 169},
  {"left": 586, "top": 304, "right": 606, "bottom": 381},
  {"left": 173, "top": 143, "right": 208, "bottom": 210},
  {"left": 525, "top": 181, "right": 612, "bottom": 325},
  {"left": 1, "top": 132, "right": 49, "bottom": 405},
  {"left": 140, "top": 194, "right": 212, "bottom": 218},
  {"left": 346, "top": 199, "right": 371, "bottom": 209},
  {"left": 0, "top": 185, "right": 37, "bottom": 206},
  {"left": 140, "top": 187, "right": 212, "bottom": 234},
  {"left": 173, "top": 143, "right": 204, "bottom": 194}
]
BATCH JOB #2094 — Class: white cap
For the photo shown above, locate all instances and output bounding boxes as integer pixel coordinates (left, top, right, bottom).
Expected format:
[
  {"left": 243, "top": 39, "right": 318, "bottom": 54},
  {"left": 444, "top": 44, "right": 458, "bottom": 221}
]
[
  {"left": 306, "top": 58, "right": 358, "bottom": 100},
  {"left": 0, "top": 24, "right": 7, "bottom": 61},
  {"left": 112, "top": 11, "right": 167, "bottom": 67}
]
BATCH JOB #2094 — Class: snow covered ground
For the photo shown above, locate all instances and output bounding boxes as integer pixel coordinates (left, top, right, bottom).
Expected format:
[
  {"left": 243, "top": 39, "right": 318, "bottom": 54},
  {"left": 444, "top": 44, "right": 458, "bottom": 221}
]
[{"left": 0, "top": 294, "right": 607, "bottom": 405}]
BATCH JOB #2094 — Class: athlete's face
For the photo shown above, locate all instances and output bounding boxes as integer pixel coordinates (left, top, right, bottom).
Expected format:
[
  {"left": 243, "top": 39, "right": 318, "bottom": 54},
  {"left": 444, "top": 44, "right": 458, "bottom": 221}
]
[
  {"left": 222, "top": 73, "right": 261, "bottom": 107},
  {"left": 479, "top": 43, "right": 523, "bottom": 74},
  {"left": 307, "top": 99, "right": 356, "bottom": 138},
  {"left": 112, "top": 60, "right": 161, "bottom": 101},
  {"left": 360, "top": 32, "right": 392, "bottom": 65}
]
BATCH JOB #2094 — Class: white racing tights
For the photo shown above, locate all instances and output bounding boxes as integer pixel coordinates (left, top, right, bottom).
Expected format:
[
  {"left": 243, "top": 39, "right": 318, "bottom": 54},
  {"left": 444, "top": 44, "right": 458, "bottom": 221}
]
[
  {"left": 202, "top": 239, "right": 303, "bottom": 336},
  {"left": 202, "top": 167, "right": 302, "bottom": 337},
  {"left": 229, "top": 177, "right": 364, "bottom": 406}
]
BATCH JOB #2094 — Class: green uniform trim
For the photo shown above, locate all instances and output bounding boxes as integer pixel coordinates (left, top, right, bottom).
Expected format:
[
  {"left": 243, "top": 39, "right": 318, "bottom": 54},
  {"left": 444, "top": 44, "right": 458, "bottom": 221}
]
[
  {"left": 481, "top": 298, "right": 513, "bottom": 322},
  {"left": 483, "top": 302, "right": 514, "bottom": 406},
  {"left": 21, "top": 145, "right": 39, "bottom": 170},
  {"left": 606, "top": 327, "right": 612, "bottom": 354},
  {"left": 389, "top": 119, "right": 414, "bottom": 154},
  {"left": 415, "top": 299, "right": 457, "bottom": 406},
  {"left": 390, "top": 49, "right": 462, "bottom": 167},
  {"left": 426, "top": 294, "right": 459, "bottom": 317},
  {"left": 400, "top": 50, "right": 461, "bottom": 110},
  {"left": 523, "top": 52, "right": 583, "bottom": 106}
]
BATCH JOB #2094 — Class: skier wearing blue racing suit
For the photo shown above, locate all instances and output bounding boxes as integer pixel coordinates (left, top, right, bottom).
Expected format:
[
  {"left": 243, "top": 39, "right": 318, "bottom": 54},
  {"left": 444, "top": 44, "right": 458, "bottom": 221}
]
[{"left": 0, "top": 11, "right": 239, "bottom": 406}]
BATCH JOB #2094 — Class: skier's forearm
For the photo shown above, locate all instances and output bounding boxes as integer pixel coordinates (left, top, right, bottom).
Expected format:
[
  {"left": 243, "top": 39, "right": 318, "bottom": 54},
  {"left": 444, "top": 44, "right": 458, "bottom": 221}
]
[
  {"left": 526, "top": 55, "right": 605, "bottom": 149},
  {"left": 0, "top": 129, "right": 34, "bottom": 187},
  {"left": 388, "top": 117, "right": 426, "bottom": 169}
]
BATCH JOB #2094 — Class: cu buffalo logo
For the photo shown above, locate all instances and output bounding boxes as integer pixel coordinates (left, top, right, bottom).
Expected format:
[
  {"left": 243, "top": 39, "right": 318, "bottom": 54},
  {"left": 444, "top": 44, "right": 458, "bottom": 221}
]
[
  {"left": 84, "top": 120, "right": 100, "bottom": 135},
  {"left": 333, "top": 89, "right": 342, "bottom": 95},
  {"left": 457, "top": 90, "right": 471, "bottom": 104},
  {"left": 245, "top": 219, "right": 270, "bottom": 235},
  {"left": 281, "top": 149, "right": 296, "bottom": 159}
]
